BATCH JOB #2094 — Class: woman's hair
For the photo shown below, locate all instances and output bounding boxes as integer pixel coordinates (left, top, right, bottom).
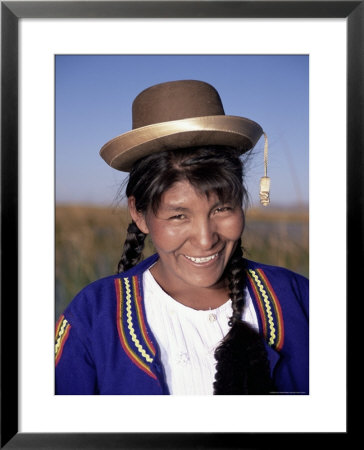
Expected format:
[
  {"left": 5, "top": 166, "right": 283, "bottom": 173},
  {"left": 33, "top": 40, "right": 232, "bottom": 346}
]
[{"left": 118, "top": 146, "right": 274, "bottom": 394}]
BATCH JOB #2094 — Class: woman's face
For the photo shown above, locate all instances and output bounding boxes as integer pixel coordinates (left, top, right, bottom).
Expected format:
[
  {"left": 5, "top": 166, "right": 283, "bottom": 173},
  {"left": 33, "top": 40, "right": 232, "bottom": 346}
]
[{"left": 129, "top": 180, "right": 244, "bottom": 295}]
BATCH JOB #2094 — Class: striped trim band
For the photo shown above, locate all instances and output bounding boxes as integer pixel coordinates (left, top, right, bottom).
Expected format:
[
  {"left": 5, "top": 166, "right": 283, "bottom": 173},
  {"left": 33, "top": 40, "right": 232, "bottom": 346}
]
[
  {"left": 55, "top": 315, "right": 71, "bottom": 366},
  {"left": 115, "top": 276, "right": 157, "bottom": 379},
  {"left": 246, "top": 268, "right": 284, "bottom": 351}
]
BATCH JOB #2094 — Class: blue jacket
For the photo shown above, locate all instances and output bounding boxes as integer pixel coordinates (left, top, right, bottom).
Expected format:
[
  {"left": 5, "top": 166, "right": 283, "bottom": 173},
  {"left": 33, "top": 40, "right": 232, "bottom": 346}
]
[{"left": 55, "top": 254, "right": 309, "bottom": 395}]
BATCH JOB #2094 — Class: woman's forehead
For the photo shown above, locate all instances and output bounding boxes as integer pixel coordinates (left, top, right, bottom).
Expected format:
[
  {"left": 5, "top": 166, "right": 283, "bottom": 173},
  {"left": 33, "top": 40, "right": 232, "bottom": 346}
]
[{"left": 158, "top": 180, "right": 218, "bottom": 207}]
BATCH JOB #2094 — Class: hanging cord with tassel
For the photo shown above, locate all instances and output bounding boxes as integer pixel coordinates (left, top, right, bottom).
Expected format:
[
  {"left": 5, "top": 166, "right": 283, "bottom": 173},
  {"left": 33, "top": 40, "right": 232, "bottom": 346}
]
[{"left": 259, "top": 132, "right": 270, "bottom": 206}]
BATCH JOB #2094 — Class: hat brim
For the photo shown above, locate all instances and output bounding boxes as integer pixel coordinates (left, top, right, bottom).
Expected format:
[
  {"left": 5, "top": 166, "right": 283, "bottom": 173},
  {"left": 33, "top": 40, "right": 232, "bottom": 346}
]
[{"left": 99, "top": 115, "right": 263, "bottom": 172}]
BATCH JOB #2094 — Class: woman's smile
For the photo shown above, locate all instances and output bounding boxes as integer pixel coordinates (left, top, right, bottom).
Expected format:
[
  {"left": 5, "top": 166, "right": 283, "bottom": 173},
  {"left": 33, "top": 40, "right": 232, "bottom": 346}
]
[{"left": 183, "top": 252, "right": 219, "bottom": 264}]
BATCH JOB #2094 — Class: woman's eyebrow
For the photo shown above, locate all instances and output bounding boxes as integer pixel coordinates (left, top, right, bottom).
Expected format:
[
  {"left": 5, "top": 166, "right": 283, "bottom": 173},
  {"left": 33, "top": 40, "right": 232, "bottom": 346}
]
[
  {"left": 162, "top": 200, "right": 229, "bottom": 212},
  {"left": 162, "top": 205, "right": 190, "bottom": 212}
]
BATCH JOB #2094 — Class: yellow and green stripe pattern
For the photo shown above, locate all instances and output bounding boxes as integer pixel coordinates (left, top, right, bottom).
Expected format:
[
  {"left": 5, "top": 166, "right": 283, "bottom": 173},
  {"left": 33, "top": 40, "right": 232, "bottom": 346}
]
[
  {"left": 246, "top": 268, "right": 284, "bottom": 351},
  {"left": 115, "top": 275, "right": 157, "bottom": 379},
  {"left": 55, "top": 315, "right": 71, "bottom": 366}
]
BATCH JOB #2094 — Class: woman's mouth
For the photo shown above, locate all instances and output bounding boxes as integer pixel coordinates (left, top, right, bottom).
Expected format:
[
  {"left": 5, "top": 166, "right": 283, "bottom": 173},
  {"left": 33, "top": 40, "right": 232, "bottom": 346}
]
[{"left": 184, "top": 252, "right": 219, "bottom": 264}]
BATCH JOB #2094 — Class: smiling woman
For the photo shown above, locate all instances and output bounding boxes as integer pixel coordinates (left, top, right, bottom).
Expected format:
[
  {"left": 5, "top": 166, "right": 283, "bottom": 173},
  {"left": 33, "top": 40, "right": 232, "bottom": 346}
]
[
  {"left": 55, "top": 80, "right": 308, "bottom": 395},
  {"left": 126, "top": 149, "right": 245, "bottom": 309}
]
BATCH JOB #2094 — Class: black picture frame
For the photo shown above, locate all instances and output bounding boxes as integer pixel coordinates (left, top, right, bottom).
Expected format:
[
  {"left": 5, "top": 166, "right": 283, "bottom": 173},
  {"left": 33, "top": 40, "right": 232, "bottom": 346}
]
[{"left": 1, "top": 1, "right": 359, "bottom": 448}]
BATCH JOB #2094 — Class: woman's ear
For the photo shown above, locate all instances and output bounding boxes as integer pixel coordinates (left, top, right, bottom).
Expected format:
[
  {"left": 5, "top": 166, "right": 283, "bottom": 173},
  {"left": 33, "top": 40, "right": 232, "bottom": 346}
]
[{"left": 128, "top": 197, "right": 149, "bottom": 234}]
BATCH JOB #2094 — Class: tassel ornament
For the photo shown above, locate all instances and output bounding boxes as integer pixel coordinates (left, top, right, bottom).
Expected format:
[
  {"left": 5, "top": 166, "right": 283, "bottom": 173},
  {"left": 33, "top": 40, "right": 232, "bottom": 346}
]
[{"left": 259, "top": 132, "right": 271, "bottom": 206}]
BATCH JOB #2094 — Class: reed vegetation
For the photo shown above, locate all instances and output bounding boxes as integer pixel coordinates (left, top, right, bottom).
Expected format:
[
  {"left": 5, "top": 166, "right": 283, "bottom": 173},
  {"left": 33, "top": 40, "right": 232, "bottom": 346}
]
[{"left": 55, "top": 204, "right": 308, "bottom": 320}]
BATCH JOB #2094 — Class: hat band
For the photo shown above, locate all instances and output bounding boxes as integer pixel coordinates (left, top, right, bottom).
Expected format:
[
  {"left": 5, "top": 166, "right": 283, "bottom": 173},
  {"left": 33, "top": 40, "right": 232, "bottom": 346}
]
[{"left": 100, "top": 115, "right": 262, "bottom": 168}]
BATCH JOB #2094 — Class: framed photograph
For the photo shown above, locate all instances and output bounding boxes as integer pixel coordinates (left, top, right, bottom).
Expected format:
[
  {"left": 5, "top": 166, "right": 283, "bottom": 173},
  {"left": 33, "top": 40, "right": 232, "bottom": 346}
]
[{"left": 2, "top": 0, "right": 360, "bottom": 448}]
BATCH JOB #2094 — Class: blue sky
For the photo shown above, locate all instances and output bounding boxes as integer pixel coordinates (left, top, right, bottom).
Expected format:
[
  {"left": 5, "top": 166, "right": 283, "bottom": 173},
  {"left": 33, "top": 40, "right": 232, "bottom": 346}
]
[{"left": 56, "top": 55, "right": 308, "bottom": 208}]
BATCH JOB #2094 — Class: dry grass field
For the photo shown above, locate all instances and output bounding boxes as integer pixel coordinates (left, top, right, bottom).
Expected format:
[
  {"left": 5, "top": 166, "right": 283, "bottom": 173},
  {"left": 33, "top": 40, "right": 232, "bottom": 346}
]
[{"left": 55, "top": 204, "right": 309, "bottom": 320}]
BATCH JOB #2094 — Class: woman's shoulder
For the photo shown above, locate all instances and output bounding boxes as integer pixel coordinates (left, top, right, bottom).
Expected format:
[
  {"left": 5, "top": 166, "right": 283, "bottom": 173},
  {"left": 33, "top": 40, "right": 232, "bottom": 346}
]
[
  {"left": 62, "top": 254, "right": 159, "bottom": 323},
  {"left": 61, "top": 273, "right": 119, "bottom": 327},
  {"left": 244, "top": 258, "right": 308, "bottom": 283},
  {"left": 244, "top": 258, "right": 309, "bottom": 305},
  {"left": 244, "top": 258, "right": 309, "bottom": 315}
]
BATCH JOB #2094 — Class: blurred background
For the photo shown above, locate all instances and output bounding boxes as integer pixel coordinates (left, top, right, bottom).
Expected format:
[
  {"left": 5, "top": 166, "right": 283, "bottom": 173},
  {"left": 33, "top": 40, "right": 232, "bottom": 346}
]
[{"left": 56, "top": 55, "right": 309, "bottom": 320}]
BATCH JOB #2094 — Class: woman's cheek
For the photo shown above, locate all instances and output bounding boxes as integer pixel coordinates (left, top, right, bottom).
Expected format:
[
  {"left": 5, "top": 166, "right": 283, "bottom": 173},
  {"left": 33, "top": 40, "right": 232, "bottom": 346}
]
[
  {"left": 235, "top": 215, "right": 245, "bottom": 237},
  {"left": 149, "top": 221, "right": 187, "bottom": 252},
  {"left": 218, "top": 215, "right": 244, "bottom": 239}
]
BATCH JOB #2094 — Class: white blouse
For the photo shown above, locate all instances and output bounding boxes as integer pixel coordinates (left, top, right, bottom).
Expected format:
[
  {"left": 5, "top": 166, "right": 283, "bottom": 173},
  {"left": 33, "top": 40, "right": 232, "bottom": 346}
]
[{"left": 143, "top": 269, "right": 259, "bottom": 395}]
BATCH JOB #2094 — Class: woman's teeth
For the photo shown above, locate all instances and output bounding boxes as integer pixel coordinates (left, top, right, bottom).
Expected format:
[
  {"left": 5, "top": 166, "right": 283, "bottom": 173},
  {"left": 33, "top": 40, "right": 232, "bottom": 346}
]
[{"left": 185, "top": 253, "right": 218, "bottom": 264}]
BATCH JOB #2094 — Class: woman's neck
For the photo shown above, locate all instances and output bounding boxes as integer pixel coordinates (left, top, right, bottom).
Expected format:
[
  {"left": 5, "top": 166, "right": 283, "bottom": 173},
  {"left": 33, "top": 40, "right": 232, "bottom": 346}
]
[{"left": 149, "top": 263, "right": 229, "bottom": 311}]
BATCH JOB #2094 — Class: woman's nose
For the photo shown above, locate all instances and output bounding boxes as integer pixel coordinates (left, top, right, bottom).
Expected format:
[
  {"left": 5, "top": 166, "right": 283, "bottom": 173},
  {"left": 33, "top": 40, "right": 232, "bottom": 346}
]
[{"left": 191, "top": 219, "right": 218, "bottom": 250}]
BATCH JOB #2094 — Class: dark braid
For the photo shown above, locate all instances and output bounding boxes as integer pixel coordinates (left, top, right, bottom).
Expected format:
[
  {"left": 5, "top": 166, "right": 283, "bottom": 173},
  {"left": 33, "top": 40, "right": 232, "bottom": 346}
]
[
  {"left": 226, "top": 238, "right": 246, "bottom": 328},
  {"left": 117, "top": 221, "right": 146, "bottom": 273},
  {"left": 213, "top": 241, "right": 275, "bottom": 395}
]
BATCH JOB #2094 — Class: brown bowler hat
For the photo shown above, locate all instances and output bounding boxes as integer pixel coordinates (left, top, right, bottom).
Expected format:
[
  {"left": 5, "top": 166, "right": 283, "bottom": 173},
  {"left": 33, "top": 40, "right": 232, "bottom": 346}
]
[{"left": 100, "top": 80, "right": 263, "bottom": 172}]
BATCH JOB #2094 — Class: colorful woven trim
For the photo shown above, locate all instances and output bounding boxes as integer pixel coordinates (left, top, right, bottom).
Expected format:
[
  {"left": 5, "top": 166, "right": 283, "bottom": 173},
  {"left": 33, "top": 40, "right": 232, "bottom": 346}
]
[
  {"left": 115, "top": 276, "right": 157, "bottom": 380},
  {"left": 55, "top": 315, "right": 71, "bottom": 366},
  {"left": 246, "top": 268, "right": 284, "bottom": 351}
]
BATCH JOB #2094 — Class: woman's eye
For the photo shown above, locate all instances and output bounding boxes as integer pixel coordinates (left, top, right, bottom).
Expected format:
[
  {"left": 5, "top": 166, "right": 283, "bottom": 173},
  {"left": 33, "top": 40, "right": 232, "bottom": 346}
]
[
  {"left": 214, "top": 206, "right": 231, "bottom": 214},
  {"left": 169, "top": 214, "right": 186, "bottom": 220}
]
